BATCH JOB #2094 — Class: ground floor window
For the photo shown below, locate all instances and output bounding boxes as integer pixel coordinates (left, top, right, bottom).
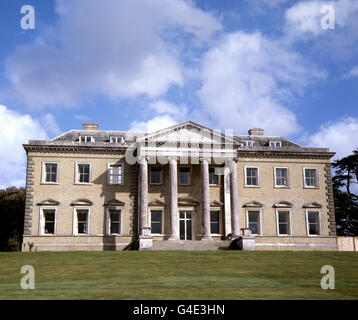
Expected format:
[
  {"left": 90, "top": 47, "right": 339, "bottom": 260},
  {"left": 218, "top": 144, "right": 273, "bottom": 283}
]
[
  {"left": 150, "top": 210, "right": 163, "bottom": 234},
  {"left": 247, "top": 210, "right": 260, "bottom": 235},
  {"left": 41, "top": 208, "right": 56, "bottom": 235},
  {"left": 307, "top": 211, "right": 321, "bottom": 235},
  {"left": 109, "top": 209, "right": 121, "bottom": 234},
  {"left": 277, "top": 211, "right": 291, "bottom": 235},
  {"left": 210, "top": 210, "right": 220, "bottom": 234},
  {"left": 74, "top": 208, "right": 89, "bottom": 235}
]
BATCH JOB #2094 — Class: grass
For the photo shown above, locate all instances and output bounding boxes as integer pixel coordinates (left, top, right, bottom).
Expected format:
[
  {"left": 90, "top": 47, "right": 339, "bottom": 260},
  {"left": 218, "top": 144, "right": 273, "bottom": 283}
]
[{"left": 0, "top": 251, "right": 357, "bottom": 300}]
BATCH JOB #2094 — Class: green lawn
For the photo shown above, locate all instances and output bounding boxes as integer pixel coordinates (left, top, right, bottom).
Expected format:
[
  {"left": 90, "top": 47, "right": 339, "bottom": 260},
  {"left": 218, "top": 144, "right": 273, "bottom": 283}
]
[{"left": 0, "top": 251, "right": 357, "bottom": 300}]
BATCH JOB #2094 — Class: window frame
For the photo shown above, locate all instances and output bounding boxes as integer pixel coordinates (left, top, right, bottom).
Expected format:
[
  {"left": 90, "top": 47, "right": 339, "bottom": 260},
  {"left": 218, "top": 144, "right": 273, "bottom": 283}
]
[
  {"left": 41, "top": 161, "right": 59, "bottom": 184},
  {"left": 178, "top": 166, "right": 191, "bottom": 185},
  {"left": 39, "top": 207, "right": 57, "bottom": 236},
  {"left": 244, "top": 166, "right": 260, "bottom": 187},
  {"left": 75, "top": 162, "right": 92, "bottom": 184},
  {"left": 242, "top": 140, "right": 254, "bottom": 147},
  {"left": 150, "top": 166, "right": 163, "bottom": 185},
  {"left": 209, "top": 167, "right": 219, "bottom": 186},
  {"left": 73, "top": 207, "right": 91, "bottom": 235},
  {"left": 246, "top": 209, "right": 262, "bottom": 235},
  {"left": 275, "top": 210, "right": 292, "bottom": 236},
  {"left": 79, "top": 136, "right": 94, "bottom": 143},
  {"left": 274, "top": 166, "right": 290, "bottom": 188},
  {"left": 305, "top": 210, "right": 322, "bottom": 236},
  {"left": 150, "top": 209, "right": 164, "bottom": 235},
  {"left": 303, "top": 167, "right": 319, "bottom": 188},
  {"left": 210, "top": 209, "right": 221, "bottom": 235},
  {"left": 269, "top": 141, "right": 282, "bottom": 147},
  {"left": 107, "top": 163, "right": 124, "bottom": 185},
  {"left": 106, "top": 208, "right": 122, "bottom": 235}
]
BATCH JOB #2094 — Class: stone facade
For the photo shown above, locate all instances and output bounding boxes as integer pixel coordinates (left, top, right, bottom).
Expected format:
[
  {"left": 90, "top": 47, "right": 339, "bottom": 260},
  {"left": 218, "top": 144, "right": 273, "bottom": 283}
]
[{"left": 22, "top": 121, "right": 338, "bottom": 251}]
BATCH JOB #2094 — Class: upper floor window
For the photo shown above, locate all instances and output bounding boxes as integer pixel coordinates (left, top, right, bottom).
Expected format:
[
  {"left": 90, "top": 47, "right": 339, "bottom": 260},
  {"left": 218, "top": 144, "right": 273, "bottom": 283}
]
[
  {"left": 242, "top": 140, "right": 254, "bottom": 147},
  {"left": 76, "top": 163, "right": 91, "bottom": 184},
  {"left": 40, "top": 208, "right": 56, "bottom": 235},
  {"left": 151, "top": 210, "right": 163, "bottom": 234},
  {"left": 245, "top": 167, "right": 259, "bottom": 187},
  {"left": 150, "top": 167, "right": 162, "bottom": 185},
  {"left": 79, "top": 136, "right": 94, "bottom": 143},
  {"left": 269, "top": 141, "right": 281, "bottom": 147},
  {"left": 276, "top": 210, "right": 291, "bottom": 235},
  {"left": 304, "top": 168, "right": 318, "bottom": 188},
  {"left": 306, "top": 211, "right": 321, "bottom": 235},
  {"left": 247, "top": 210, "right": 261, "bottom": 235},
  {"left": 179, "top": 167, "right": 191, "bottom": 185},
  {"left": 42, "top": 162, "right": 58, "bottom": 183},
  {"left": 110, "top": 136, "right": 125, "bottom": 143},
  {"left": 210, "top": 210, "right": 220, "bottom": 234},
  {"left": 108, "top": 163, "right": 123, "bottom": 185},
  {"left": 275, "top": 167, "right": 289, "bottom": 187},
  {"left": 209, "top": 168, "right": 219, "bottom": 185}
]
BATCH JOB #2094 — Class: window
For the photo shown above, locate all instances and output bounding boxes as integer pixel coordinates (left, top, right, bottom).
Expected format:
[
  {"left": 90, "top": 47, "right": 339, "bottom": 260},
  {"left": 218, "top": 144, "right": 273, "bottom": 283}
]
[
  {"left": 41, "top": 209, "right": 56, "bottom": 235},
  {"left": 307, "top": 211, "right": 320, "bottom": 235},
  {"left": 76, "top": 163, "right": 91, "bottom": 183},
  {"left": 210, "top": 211, "right": 220, "bottom": 234},
  {"left": 109, "top": 210, "right": 121, "bottom": 234},
  {"left": 75, "top": 209, "right": 89, "bottom": 235},
  {"left": 43, "top": 162, "right": 58, "bottom": 183},
  {"left": 242, "top": 141, "right": 254, "bottom": 147},
  {"left": 179, "top": 167, "right": 190, "bottom": 185},
  {"left": 110, "top": 136, "right": 124, "bottom": 143},
  {"left": 151, "top": 210, "right": 162, "bottom": 234},
  {"left": 247, "top": 210, "right": 260, "bottom": 235},
  {"left": 269, "top": 141, "right": 281, "bottom": 147},
  {"left": 304, "top": 168, "right": 318, "bottom": 187},
  {"left": 277, "top": 211, "right": 291, "bottom": 235},
  {"left": 108, "top": 163, "right": 123, "bottom": 185},
  {"left": 245, "top": 167, "right": 259, "bottom": 186},
  {"left": 275, "top": 167, "right": 289, "bottom": 187},
  {"left": 150, "top": 167, "right": 162, "bottom": 185},
  {"left": 79, "top": 136, "right": 94, "bottom": 142},
  {"left": 209, "top": 168, "right": 219, "bottom": 185}
]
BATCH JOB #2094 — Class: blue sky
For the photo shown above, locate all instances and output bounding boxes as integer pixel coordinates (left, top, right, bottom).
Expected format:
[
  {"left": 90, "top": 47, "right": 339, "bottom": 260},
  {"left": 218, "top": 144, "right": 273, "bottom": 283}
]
[{"left": 0, "top": 0, "right": 357, "bottom": 187}]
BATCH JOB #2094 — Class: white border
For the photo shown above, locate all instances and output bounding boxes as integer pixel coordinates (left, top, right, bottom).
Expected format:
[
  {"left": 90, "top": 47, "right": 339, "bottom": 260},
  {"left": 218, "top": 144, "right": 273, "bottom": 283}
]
[
  {"left": 39, "top": 206, "right": 58, "bottom": 236},
  {"left": 274, "top": 166, "right": 289, "bottom": 187},
  {"left": 303, "top": 166, "right": 319, "bottom": 188},
  {"left": 106, "top": 208, "right": 122, "bottom": 235},
  {"left": 245, "top": 209, "right": 262, "bottom": 235},
  {"left": 41, "top": 161, "right": 59, "bottom": 184},
  {"left": 75, "top": 162, "right": 92, "bottom": 184},
  {"left": 275, "top": 209, "right": 292, "bottom": 236},
  {"left": 244, "top": 166, "right": 260, "bottom": 187},
  {"left": 73, "top": 207, "right": 91, "bottom": 235},
  {"left": 305, "top": 209, "right": 322, "bottom": 236}
]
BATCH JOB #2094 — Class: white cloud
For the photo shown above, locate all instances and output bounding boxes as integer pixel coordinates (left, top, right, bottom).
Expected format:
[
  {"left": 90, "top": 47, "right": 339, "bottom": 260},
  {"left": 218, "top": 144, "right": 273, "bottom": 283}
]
[
  {"left": 343, "top": 65, "right": 358, "bottom": 79},
  {"left": 130, "top": 114, "right": 177, "bottom": 133},
  {"left": 307, "top": 117, "right": 358, "bottom": 160},
  {"left": 197, "top": 31, "right": 324, "bottom": 136},
  {"left": 41, "top": 113, "right": 61, "bottom": 136},
  {"left": 0, "top": 105, "right": 49, "bottom": 188},
  {"left": 149, "top": 100, "right": 187, "bottom": 117},
  {"left": 5, "top": 0, "right": 221, "bottom": 108}
]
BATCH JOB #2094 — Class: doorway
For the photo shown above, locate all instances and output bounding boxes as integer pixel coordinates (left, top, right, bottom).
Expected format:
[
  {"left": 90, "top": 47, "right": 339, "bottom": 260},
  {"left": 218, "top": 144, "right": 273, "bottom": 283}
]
[{"left": 179, "top": 211, "right": 192, "bottom": 240}]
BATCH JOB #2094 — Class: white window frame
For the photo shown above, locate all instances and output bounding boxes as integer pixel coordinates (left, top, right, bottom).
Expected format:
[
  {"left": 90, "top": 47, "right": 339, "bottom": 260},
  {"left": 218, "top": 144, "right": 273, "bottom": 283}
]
[
  {"left": 242, "top": 141, "right": 254, "bottom": 147},
  {"left": 275, "top": 210, "right": 292, "bottom": 236},
  {"left": 305, "top": 210, "right": 322, "bottom": 236},
  {"left": 73, "top": 207, "right": 91, "bottom": 235},
  {"left": 210, "top": 209, "right": 221, "bottom": 235},
  {"left": 244, "top": 166, "right": 260, "bottom": 187},
  {"left": 149, "top": 209, "right": 164, "bottom": 235},
  {"left": 150, "top": 166, "right": 163, "bottom": 185},
  {"left": 79, "top": 136, "right": 94, "bottom": 143},
  {"left": 75, "top": 162, "right": 92, "bottom": 184},
  {"left": 209, "top": 167, "right": 219, "bottom": 186},
  {"left": 179, "top": 166, "right": 191, "bottom": 185},
  {"left": 246, "top": 209, "right": 262, "bottom": 235},
  {"left": 107, "top": 163, "right": 124, "bottom": 185},
  {"left": 274, "top": 166, "right": 290, "bottom": 188},
  {"left": 39, "top": 207, "right": 57, "bottom": 236},
  {"left": 303, "top": 167, "right": 319, "bottom": 188},
  {"left": 269, "top": 141, "right": 281, "bottom": 147},
  {"left": 106, "top": 208, "right": 122, "bottom": 235},
  {"left": 41, "top": 161, "right": 59, "bottom": 184}
]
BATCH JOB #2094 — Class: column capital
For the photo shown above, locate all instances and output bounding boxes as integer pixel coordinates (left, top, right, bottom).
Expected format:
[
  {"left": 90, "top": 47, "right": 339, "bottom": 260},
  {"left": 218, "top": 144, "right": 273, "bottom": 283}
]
[
  {"left": 168, "top": 156, "right": 179, "bottom": 163},
  {"left": 137, "top": 155, "right": 149, "bottom": 164},
  {"left": 199, "top": 157, "right": 211, "bottom": 164}
]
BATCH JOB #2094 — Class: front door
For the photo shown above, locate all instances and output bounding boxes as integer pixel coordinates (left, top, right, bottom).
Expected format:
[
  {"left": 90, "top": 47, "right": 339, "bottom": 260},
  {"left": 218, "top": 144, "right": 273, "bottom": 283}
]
[{"left": 179, "top": 211, "right": 192, "bottom": 240}]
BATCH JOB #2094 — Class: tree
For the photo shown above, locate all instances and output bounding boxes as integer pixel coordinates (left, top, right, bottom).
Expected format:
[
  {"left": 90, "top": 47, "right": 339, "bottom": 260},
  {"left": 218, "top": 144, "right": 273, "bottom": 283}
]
[
  {"left": 332, "top": 149, "right": 358, "bottom": 236},
  {"left": 0, "top": 187, "right": 25, "bottom": 251}
]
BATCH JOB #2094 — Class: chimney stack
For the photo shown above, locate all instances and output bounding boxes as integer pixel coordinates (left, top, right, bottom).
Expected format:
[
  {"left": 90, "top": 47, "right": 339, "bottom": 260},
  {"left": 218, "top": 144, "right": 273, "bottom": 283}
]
[
  {"left": 83, "top": 123, "right": 98, "bottom": 131},
  {"left": 248, "top": 128, "right": 264, "bottom": 136}
]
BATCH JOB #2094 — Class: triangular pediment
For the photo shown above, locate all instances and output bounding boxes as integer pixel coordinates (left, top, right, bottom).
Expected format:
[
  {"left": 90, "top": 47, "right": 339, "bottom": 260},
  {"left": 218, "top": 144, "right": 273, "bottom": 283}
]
[
  {"left": 210, "top": 200, "right": 223, "bottom": 207},
  {"left": 37, "top": 198, "right": 60, "bottom": 206},
  {"left": 178, "top": 196, "right": 199, "bottom": 206},
  {"left": 138, "top": 121, "right": 236, "bottom": 145},
  {"left": 148, "top": 199, "right": 165, "bottom": 206},
  {"left": 104, "top": 199, "right": 125, "bottom": 207}
]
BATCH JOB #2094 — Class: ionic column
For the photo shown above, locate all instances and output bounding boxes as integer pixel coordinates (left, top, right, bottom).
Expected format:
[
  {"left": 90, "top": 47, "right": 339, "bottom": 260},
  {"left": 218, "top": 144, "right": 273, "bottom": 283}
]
[
  {"left": 169, "top": 157, "right": 179, "bottom": 240},
  {"left": 139, "top": 156, "right": 149, "bottom": 236},
  {"left": 201, "top": 158, "right": 211, "bottom": 240},
  {"left": 230, "top": 159, "right": 240, "bottom": 238}
]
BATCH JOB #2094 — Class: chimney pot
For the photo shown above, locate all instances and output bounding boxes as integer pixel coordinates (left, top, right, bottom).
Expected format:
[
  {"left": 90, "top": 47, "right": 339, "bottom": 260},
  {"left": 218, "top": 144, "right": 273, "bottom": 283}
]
[
  {"left": 248, "top": 128, "right": 264, "bottom": 136},
  {"left": 83, "top": 123, "right": 98, "bottom": 131}
]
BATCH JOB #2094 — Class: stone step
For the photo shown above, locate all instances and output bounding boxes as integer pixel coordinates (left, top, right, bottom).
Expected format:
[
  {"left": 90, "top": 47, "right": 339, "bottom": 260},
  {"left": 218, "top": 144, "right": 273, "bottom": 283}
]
[{"left": 152, "top": 240, "right": 231, "bottom": 251}]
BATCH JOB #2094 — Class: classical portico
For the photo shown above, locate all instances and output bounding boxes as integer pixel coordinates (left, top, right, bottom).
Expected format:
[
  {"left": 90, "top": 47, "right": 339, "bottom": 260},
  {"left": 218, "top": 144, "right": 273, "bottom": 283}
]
[{"left": 136, "top": 122, "right": 240, "bottom": 249}]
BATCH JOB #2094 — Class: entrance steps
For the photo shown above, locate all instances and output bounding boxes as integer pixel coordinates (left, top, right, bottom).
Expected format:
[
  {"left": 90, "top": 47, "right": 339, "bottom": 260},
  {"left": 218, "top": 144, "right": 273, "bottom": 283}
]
[{"left": 152, "top": 239, "right": 231, "bottom": 251}]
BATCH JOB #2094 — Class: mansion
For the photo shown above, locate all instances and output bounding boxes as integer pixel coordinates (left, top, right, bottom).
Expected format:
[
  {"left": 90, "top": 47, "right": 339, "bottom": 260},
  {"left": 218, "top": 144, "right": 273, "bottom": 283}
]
[{"left": 22, "top": 121, "right": 337, "bottom": 251}]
